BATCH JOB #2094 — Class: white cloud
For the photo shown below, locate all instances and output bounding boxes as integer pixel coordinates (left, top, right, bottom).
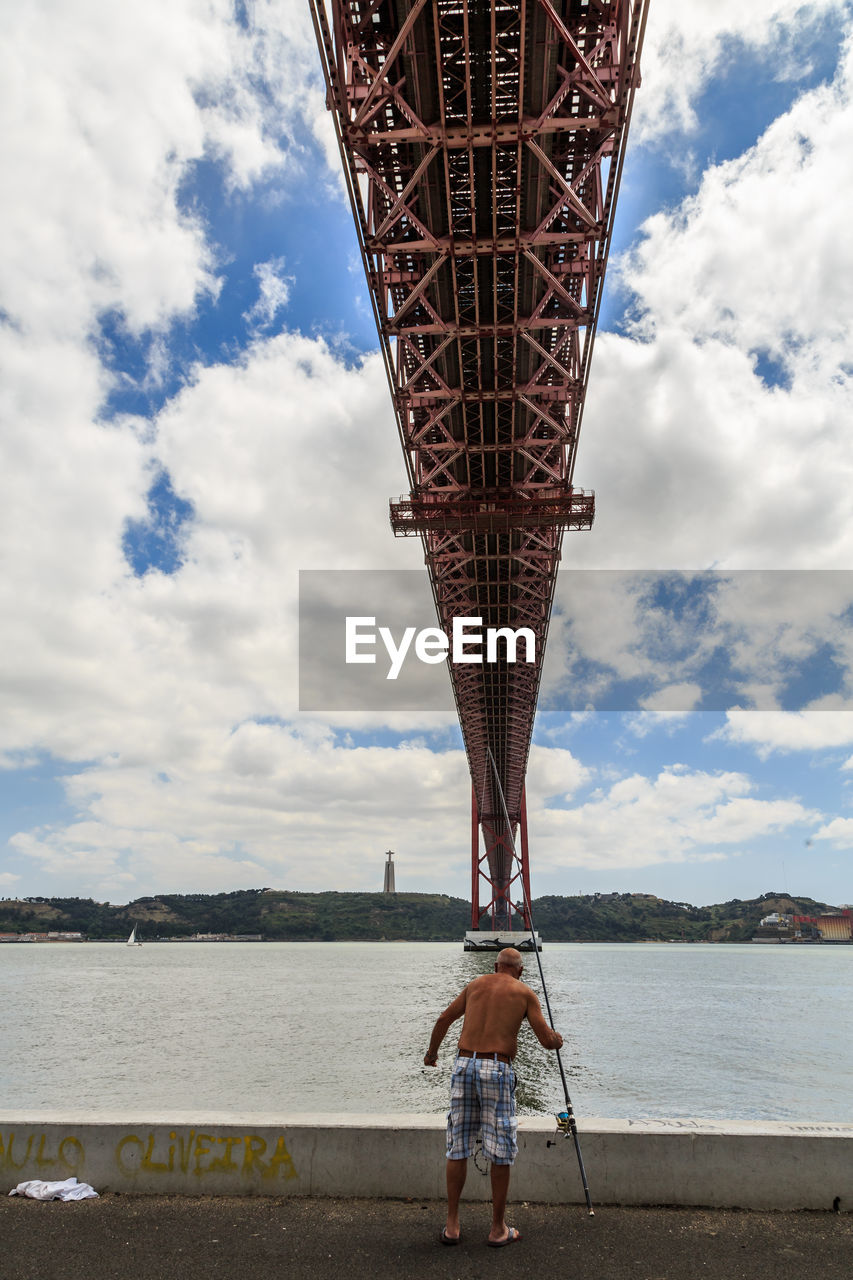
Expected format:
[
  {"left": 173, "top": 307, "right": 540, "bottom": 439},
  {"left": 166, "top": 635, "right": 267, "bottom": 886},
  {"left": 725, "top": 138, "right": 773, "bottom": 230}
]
[
  {"left": 574, "top": 330, "right": 837, "bottom": 569},
  {"left": 572, "top": 32, "right": 853, "bottom": 572},
  {"left": 634, "top": 0, "right": 847, "bottom": 139},
  {"left": 5, "top": 4, "right": 206, "bottom": 340},
  {"left": 16, "top": 742, "right": 799, "bottom": 898},
  {"left": 1, "top": 331, "right": 427, "bottom": 769},
  {"left": 624, "top": 712, "right": 693, "bottom": 739},
  {"left": 0, "top": 1, "right": 431, "bottom": 899},
  {"left": 0, "top": 319, "right": 448, "bottom": 898},
  {"left": 0, "top": 1, "right": 322, "bottom": 346},
  {"left": 626, "top": 57, "right": 853, "bottom": 375},
  {"left": 531, "top": 766, "right": 817, "bottom": 871},
  {"left": 544, "top": 571, "right": 853, "bottom": 713},
  {"left": 640, "top": 685, "right": 704, "bottom": 713},
  {"left": 154, "top": 331, "right": 420, "bottom": 575},
  {"left": 0, "top": 1, "right": 335, "bottom": 783},
  {"left": 198, "top": 1, "right": 322, "bottom": 190},
  {"left": 812, "top": 816, "right": 853, "bottom": 846},
  {"left": 9, "top": 733, "right": 474, "bottom": 898},
  {"left": 244, "top": 257, "right": 294, "bottom": 329},
  {"left": 720, "top": 711, "right": 853, "bottom": 756},
  {"left": 526, "top": 746, "right": 591, "bottom": 804}
]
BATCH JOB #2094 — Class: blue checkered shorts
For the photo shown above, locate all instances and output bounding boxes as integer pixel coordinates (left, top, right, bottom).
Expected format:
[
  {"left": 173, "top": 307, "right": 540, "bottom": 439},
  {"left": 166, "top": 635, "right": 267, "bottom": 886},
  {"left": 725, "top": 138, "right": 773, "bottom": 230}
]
[{"left": 446, "top": 1054, "right": 517, "bottom": 1165}]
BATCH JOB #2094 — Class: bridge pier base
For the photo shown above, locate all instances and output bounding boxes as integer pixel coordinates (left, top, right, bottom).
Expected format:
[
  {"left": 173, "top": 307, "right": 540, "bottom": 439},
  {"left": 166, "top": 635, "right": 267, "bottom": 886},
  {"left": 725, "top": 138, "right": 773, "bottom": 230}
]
[{"left": 463, "top": 929, "right": 542, "bottom": 952}]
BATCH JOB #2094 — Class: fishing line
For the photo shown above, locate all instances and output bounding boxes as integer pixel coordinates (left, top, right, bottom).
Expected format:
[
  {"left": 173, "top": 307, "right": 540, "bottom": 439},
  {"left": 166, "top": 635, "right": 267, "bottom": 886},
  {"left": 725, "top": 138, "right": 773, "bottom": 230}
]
[{"left": 486, "top": 746, "right": 594, "bottom": 1215}]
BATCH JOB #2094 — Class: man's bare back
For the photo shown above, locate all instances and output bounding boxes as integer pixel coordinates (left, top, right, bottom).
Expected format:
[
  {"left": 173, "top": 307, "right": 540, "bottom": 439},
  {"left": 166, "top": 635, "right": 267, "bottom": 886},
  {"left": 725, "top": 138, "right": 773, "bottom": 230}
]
[{"left": 424, "top": 948, "right": 562, "bottom": 1063}]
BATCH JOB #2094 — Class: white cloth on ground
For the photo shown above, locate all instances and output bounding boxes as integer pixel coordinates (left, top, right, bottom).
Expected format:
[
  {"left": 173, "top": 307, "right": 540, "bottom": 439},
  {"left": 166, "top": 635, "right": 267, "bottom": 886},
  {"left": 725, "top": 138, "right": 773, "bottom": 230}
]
[{"left": 8, "top": 1177, "right": 98, "bottom": 1201}]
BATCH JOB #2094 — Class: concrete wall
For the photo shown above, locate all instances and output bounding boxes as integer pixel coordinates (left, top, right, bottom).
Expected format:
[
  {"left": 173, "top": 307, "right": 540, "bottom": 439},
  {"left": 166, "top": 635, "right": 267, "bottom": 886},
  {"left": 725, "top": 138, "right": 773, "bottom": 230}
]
[{"left": 1, "top": 1112, "right": 851, "bottom": 1211}]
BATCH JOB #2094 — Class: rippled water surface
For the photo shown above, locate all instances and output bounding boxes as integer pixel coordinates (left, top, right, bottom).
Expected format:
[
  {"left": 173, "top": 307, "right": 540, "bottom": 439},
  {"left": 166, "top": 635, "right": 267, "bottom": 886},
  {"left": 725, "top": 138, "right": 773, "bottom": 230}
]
[{"left": 2, "top": 941, "right": 851, "bottom": 1121}]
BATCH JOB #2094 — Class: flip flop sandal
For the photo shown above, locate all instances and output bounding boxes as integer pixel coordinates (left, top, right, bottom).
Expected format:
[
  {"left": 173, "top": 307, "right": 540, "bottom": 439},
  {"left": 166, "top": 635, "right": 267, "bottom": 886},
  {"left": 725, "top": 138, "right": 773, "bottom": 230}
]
[{"left": 487, "top": 1226, "right": 521, "bottom": 1247}]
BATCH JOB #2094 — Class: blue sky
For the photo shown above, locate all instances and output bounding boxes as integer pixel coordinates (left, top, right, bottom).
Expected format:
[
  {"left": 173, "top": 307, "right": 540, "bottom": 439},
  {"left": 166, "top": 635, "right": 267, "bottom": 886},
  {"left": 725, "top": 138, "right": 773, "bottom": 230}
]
[{"left": 2, "top": 0, "right": 853, "bottom": 910}]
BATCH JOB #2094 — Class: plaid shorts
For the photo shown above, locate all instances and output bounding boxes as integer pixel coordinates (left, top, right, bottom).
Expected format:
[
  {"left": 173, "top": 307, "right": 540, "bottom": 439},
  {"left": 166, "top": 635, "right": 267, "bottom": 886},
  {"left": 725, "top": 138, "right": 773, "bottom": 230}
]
[{"left": 446, "top": 1054, "right": 517, "bottom": 1165}]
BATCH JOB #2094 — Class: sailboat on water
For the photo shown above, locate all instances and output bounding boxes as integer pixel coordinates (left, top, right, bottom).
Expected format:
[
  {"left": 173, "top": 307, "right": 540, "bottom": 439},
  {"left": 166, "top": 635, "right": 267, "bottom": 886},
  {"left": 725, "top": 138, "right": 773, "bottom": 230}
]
[{"left": 126, "top": 923, "right": 142, "bottom": 947}]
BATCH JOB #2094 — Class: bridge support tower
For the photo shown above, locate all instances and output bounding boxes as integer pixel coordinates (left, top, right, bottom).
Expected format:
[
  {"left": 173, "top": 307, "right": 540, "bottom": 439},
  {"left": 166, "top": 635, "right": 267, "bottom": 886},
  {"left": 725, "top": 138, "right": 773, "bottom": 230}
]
[{"left": 465, "top": 787, "right": 541, "bottom": 951}]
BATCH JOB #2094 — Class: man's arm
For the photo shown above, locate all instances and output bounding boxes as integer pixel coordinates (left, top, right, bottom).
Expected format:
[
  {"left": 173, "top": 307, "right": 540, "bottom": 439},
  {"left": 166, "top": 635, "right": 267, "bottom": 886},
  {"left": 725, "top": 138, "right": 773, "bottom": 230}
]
[
  {"left": 423, "top": 986, "right": 468, "bottom": 1066},
  {"left": 525, "top": 988, "right": 563, "bottom": 1050}
]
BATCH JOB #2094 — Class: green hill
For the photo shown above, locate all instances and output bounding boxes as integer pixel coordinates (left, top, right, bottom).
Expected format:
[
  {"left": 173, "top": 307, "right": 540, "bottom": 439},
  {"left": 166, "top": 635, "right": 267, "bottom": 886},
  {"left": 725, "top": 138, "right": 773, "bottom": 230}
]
[
  {"left": 0, "top": 888, "right": 840, "bottom": 942},
  {"left": 530, "top": 891, "right": 837, "bottom": 942}
]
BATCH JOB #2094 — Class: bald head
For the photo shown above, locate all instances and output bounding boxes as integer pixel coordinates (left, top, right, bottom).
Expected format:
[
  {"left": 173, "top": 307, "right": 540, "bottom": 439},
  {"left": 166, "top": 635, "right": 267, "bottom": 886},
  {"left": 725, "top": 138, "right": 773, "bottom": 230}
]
[{"left": 495, "top": 947, "right": 523, "bottom": 975}]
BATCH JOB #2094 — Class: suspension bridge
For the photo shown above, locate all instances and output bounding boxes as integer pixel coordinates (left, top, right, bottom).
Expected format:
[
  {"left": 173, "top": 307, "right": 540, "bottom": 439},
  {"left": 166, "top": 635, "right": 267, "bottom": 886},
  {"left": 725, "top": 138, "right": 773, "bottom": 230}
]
[{"left": 310, "top": 0, "right": 649, "bottom": 945}]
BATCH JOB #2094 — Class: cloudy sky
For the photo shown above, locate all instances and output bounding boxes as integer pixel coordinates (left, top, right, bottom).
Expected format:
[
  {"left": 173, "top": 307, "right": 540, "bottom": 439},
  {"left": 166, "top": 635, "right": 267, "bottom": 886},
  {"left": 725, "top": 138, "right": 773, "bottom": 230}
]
[{"left": 2, "top": 0, "right": 853, "bottom": 910}]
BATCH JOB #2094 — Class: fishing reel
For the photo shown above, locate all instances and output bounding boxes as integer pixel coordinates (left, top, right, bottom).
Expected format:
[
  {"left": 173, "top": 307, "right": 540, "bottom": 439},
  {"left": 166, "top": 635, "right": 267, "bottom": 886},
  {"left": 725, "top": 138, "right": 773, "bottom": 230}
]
[{"left": 546, "top": 1110, "right": 573, "bottom": 1146}]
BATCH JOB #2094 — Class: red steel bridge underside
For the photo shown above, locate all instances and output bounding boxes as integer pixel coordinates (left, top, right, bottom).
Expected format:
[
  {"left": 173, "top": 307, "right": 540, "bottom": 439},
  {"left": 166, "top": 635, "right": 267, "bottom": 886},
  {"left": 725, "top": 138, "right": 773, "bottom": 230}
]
[{"left": 311, "top": 0, "right": 648, "bottom": 931}]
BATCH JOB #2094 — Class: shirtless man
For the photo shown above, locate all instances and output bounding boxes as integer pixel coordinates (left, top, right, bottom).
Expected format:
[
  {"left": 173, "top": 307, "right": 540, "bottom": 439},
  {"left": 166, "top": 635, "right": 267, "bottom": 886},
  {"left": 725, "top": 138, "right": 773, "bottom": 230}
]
[{"left": 423, "top": 947, "right": 563, "bottom": 1247}]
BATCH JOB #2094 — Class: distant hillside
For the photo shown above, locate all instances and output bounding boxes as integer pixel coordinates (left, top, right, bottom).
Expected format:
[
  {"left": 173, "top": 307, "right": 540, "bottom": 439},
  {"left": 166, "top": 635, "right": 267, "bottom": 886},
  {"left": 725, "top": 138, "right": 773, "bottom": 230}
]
[
  {"left": 531, "top": 892, "right": 839, "bottom": 942},
  {"left": 0, "top": 889, "right": 841, "bottom": 942}
]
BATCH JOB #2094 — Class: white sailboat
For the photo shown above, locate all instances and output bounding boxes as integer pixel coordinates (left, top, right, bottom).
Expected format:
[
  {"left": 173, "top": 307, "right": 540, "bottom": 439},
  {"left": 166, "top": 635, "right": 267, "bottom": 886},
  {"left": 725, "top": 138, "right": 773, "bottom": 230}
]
[{"left": 126, "top": 923, "right": 142, "bottom": 947}]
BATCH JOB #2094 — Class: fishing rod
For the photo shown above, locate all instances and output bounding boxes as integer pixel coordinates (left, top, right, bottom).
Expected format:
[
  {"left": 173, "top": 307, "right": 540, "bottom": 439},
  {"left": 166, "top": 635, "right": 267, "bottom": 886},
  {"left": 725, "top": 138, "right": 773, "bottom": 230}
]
[{"left": 486, "top": 747, "right": 594, "bottom": 1216}]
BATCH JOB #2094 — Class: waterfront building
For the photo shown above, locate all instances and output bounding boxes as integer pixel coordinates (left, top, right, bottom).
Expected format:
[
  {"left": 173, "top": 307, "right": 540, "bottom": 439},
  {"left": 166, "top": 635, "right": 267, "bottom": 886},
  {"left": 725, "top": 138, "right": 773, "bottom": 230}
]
[{"left": 815, "top": 912, "right": 852, "bottom": 941}]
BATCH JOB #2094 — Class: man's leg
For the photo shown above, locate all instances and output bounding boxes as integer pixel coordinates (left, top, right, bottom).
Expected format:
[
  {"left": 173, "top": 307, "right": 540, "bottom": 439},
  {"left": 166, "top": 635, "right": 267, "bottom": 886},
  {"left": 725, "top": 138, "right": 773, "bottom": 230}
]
[
  {"left": 483, "top": 1062, "right": 518, "bottom": 1244},
  {"left": 443, "top": 1056, "right": 475, "bottom": 1241},
  {"left": 445, "top": 1157, "right": 467, "bottom": 1239},
  {"left": 488, "top": 1161, "right": 512, "bottom": 1243}
]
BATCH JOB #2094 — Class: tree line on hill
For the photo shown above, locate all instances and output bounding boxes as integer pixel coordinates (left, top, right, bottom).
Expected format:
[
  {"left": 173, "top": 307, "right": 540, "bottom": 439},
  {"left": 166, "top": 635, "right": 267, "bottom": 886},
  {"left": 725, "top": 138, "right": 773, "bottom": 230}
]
[{"left": 0, "top": 888, "right": 839, "bottom": 943}]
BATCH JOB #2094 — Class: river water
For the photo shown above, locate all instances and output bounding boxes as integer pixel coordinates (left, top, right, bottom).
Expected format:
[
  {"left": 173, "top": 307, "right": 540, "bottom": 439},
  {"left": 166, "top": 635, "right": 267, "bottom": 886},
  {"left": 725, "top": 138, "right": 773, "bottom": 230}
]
[{"left": 2, "top": 941, "right": 851, "bottom": 1122}]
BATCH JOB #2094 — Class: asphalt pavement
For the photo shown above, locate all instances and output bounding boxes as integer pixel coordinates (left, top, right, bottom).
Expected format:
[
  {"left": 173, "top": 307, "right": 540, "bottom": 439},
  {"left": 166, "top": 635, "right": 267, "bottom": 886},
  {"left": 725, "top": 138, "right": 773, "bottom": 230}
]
[{"left": 1, "top": 1194, "right": 850, "bottom": 1280}]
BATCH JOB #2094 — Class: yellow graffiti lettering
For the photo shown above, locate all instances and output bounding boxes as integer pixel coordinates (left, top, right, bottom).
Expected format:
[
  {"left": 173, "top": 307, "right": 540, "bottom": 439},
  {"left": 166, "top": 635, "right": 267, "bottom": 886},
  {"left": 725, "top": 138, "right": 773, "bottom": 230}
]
[
  {"left": 193, "top": 1134, "right": 214, "bottom": 1175},
  {"left": 241, "top": 1134, "right": 268, "bottom": 1173},
  {"left": 141, "top": 1133, "right": 170, "bottom": 1174},
  {"left": 116, "top": 1134, "right": 144, "bottom": 1174},
  {"left": 1, "top": 1132, "right": 84, "bottom": 1175},
  {"left": 261, "top": 1135, "right": 298, "bottom": 1182},
  {"left": 110, "top": 1128, "right": 297, "bottom": 1182},
  {"left": 239, "top": 1133, "right": 298, "bottom": 1181},
  {"left": 3, "top": 1133, "right": 34, "bottom": 1171},
  {"left": 207, "top": 1135, "right": 242, "bottom": 1174},
  {"left": 58, "top": 1137, "right": 84, "bottom": 1173},
  {"left": 175, "top": 1131, "right": 196, "bottom": 1173}
]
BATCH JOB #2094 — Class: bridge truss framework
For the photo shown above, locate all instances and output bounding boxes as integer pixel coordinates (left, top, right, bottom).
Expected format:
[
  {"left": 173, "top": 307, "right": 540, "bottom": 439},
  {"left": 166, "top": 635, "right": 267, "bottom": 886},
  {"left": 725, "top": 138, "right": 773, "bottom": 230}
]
[{"left": 310, "top": 0, "right": 649, "bottom": 931}]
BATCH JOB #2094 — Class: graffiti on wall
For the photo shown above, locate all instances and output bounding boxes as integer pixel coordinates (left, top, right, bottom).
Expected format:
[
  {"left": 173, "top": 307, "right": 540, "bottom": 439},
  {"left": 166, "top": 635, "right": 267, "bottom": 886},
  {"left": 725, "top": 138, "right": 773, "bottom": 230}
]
[
  {"left": 0, "top": 1128, "right": 298, "bottom": 1183},
  {"left": 0, "top": 1132, "right": 84, "bottom": 1174},
  {"left": 116, "top": 1130, "right": 298, "bottom": 1180}
]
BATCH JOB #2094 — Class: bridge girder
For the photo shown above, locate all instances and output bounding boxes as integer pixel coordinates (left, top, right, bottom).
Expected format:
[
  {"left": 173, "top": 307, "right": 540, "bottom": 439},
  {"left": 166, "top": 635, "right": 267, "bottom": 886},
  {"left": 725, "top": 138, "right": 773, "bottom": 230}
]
[{"left": 311, "top": 0, "right": 649, "bottom": 929}]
